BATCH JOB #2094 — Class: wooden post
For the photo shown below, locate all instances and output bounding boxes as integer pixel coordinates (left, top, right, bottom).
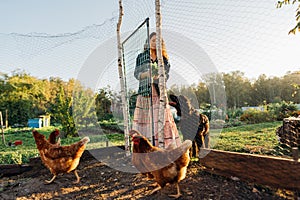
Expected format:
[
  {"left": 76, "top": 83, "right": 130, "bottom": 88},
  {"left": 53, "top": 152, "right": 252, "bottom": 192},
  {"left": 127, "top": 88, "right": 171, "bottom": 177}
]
[
  {"left": 117, "top": 0, "right": 130, "bottom": 155},
  {"left": 5, "top": 109, "right": 8, "bottom": 129},
  {"left": 0, "top": 111, "right": 5, "bottom": 145},
  {"left": 155, "top": 0, "right": 166, "bottom": 149},
  {"left": 292, "top": 147, "right": 299, "bottom": 161}
]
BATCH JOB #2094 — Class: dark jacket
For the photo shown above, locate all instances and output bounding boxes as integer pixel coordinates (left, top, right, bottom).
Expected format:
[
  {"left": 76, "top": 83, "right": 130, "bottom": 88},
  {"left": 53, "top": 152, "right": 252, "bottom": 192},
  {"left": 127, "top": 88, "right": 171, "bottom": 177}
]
[{"left": 134, "top": 50, "right": 170, "bottom": 96}]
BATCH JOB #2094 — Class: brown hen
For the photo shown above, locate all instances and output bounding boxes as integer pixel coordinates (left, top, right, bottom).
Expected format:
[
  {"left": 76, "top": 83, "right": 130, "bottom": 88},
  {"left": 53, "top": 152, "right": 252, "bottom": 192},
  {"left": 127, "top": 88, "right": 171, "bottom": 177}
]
[
  {"left": 130, "top": 129, "right": 192, "bottom": 198},
  {"left": 32, "top": 130, "right": 89, "bottom": 184}
]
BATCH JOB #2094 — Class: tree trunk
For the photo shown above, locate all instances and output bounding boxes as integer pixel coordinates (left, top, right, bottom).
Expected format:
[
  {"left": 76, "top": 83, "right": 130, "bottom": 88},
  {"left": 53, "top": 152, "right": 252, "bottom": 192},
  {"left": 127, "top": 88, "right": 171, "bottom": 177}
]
[
  {"left": 155, "top": 0, "right": 166, "bottom": 149},
  {"left": 117, "top": 0, "right": 130, "bottom": 155}
]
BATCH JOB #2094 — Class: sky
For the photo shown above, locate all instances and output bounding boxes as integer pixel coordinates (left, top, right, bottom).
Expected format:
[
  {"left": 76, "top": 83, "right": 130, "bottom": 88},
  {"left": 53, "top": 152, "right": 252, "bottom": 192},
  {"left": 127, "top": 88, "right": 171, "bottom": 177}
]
[
  {"left": 0, "top": 0, "right": 300, "bottom": 90},
  {"left": 0, "top": 0, "right": 118, "bottom": 34}
]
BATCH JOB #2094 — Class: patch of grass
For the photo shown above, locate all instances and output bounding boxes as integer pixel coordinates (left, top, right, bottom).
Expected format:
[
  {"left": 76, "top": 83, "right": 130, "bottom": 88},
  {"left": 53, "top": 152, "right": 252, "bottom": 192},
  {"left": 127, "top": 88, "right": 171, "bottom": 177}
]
[
  {"left": 0, "top": 121, "right": 286, "bottom": 164},
  {"left": 212, "top": 121, "right": 282, "bottom": 155},
  {"left": 0, "top": 127, "right": 125, "bottom": 164}
]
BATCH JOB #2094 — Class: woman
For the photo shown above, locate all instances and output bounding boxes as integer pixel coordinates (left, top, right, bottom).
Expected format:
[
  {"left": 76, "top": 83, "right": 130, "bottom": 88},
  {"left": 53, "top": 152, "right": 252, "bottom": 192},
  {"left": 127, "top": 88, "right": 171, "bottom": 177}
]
[{"left": 133, "top": 32, "right": 181, "bottom": 148}]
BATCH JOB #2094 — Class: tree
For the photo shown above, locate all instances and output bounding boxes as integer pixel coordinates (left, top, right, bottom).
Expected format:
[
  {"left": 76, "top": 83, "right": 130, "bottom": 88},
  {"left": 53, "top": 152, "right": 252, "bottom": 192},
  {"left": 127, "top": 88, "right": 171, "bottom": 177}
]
[
  {"left": 222, "top": 71, "right": 252, "bottom": 108},
  {"left": 95, "top": 87, "right": 113, "bottom": 121},
  {"left": 0, "top": 71, "right": 44, "bottom": 126},
  {"left": 72, "top": 81, "right": 97, "bottom": 128},
  {"left": 195, "top": 82, "right": 210, "bottom": 106},
  {"left": 203, "top": 72, "right": 227, "bottom": 108},
  {"left": 281, "top": 71, "right": 300, "bottom": 102},
  {"left": 253, "top": 75, "right": 266, "bottom": 105},
  {"left": 277, "top": 0, "right": 300, "bottom": 34},
  {"left": 49, "top": 86, "right": 77, "bottom": 137}
]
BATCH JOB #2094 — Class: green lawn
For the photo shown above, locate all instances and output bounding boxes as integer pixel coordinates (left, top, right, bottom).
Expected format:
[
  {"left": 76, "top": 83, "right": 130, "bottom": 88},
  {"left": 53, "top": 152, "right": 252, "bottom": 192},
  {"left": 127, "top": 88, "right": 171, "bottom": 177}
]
[
  {"left": 0, "top": 121, "right": 285, "bottom": 164},
  {"left": 211, "top": 121, "right": 283, "bottom": 155},
  {"left": 0, "top": 126, "right": 125, "bottom": 164}
]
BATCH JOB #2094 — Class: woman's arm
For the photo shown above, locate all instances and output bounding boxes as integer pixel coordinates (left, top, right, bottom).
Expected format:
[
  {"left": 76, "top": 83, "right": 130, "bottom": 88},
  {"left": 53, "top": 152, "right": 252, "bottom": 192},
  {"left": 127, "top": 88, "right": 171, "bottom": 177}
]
[{"left": 134, "top": 52, "right": 150, "bottom": 80}]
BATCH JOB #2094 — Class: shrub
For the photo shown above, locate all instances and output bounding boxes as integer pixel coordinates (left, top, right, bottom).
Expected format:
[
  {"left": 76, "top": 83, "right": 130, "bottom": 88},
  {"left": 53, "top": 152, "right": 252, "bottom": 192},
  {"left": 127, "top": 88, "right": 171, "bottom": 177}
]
[
  {"left": 0, "top": 152, "right": 22, "bottom": 164},
  {"left": 99, "top": 120, "right": 123, "bottom": 133},
  {"left": 0, "top": 150, "right": 39, "bottom": 164},
  {"left": 226, "top": 108, "right": 243, "bottom": 119},
  {"left": 224, "top": 118, "right": 244, "bottom": 128},
  {"left": 267, "top": 101, "right": 298, "bottom": 120},
  {"left": 240, "top": 109, "right": 274, "bottom": 124}
]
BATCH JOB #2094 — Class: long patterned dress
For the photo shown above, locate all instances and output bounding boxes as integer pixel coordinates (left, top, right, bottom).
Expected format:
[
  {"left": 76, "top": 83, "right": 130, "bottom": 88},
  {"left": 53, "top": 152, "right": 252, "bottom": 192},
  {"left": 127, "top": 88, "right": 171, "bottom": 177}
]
[{"left": 132, "top": 50, "right": 181, "bottom": 148}]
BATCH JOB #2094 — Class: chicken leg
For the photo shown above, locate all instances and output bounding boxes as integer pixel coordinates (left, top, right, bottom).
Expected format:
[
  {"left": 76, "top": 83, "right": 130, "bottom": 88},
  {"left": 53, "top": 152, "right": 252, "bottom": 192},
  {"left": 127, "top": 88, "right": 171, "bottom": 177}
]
[
  {"left": 148, "top": 185, "right": 161, "bottom": 195},
  {"left": 45, "top": 175, "right": 56, "bottom": 184},
  {"left": 201, "top": 134, "right": 206, "bottom": 148},
  {"left": 168, "top": 183, "right": 182, "bottom": 199},
  {"left": 73, "top": 170, "right": 80, "bottom": 184}
]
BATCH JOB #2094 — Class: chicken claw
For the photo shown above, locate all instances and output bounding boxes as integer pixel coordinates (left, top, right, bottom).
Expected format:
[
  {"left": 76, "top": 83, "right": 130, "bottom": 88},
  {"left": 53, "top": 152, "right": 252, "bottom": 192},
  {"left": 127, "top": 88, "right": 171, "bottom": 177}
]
[
  {"left": 73, "top": 170, "right": 80, "bottom": 184},
  {"left": 45, "top": 175, "right": 56, "bottom": 184},
  {"left": 168, "top": 183, "right": 182, "bottom": 199},
  {"left": 148, "top": 185, "right": 161, "bottom": 195}
]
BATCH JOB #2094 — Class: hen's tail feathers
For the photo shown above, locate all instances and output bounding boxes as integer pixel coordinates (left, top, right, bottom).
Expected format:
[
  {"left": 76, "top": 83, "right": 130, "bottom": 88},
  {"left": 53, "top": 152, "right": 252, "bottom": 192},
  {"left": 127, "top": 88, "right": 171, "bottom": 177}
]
[
  {"left": 168, "top": 140, "right": 193, "bottom": 161},
  {"left": 166, "top": 142, "right": 177, "bottom": 150},
  {"left": 80, "top": 136, "right": 90, "bottom": 145},
  {"left": 181, "top": 140, "right": 193, "bottom": 151}
]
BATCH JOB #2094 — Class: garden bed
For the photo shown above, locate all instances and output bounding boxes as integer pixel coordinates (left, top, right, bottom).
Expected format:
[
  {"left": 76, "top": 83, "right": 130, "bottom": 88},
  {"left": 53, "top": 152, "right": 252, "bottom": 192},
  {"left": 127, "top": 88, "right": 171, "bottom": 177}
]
[{"left": 0, "top": 148, "right": 296, "bottom": 200}]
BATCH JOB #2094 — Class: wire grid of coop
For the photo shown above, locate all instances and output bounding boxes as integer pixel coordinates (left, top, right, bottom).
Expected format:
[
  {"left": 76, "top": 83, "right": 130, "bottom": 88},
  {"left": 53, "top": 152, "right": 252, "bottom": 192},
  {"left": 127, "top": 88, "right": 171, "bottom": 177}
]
[
  {"left": 275, "top": 117, "right": 300, "bottom": 159},
  {"left": 122, "top": 18, "right": 156, "bottom": 143}
]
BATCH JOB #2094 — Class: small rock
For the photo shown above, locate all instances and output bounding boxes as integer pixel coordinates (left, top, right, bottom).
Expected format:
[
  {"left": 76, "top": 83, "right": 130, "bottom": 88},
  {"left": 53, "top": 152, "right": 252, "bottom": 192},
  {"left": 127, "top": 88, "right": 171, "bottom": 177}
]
[
  {"left": 230, "top": 176, "right": 240, "bottom": 181},
  {"left": 252, "top": 187, "right": 259, "bottom": 193}
]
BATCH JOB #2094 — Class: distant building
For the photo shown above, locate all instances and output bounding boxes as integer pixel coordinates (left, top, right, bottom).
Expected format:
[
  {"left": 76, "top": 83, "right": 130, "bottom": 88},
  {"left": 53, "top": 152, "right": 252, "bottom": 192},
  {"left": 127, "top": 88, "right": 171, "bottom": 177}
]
[
  {"left": 241, "top": 106, "right": 265, "bottom": 112},
  {"left": 28, "top": 115, "right": 50, "bottom": 128}
]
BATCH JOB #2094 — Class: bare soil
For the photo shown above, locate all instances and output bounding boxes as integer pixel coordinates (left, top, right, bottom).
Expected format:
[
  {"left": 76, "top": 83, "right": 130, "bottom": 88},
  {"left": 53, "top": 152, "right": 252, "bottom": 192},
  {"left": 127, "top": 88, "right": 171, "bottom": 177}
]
[{"left": 0, "top": 149, "right": 297, "bottom": 200}]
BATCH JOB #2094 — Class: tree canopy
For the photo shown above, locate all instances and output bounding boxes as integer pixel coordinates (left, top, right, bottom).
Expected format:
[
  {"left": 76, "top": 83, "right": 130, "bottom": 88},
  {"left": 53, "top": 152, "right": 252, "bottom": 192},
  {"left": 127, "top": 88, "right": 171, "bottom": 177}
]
[{"left": 1, "top": 70, "right": 299, "bottom": 136}]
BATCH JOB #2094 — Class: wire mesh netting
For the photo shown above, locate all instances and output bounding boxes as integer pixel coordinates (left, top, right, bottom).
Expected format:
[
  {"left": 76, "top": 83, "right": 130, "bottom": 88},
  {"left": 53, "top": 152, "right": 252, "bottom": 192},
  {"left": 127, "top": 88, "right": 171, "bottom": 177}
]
[
  {"left": 122, "top": 18, "right": 150, "bottom": 111},
  {"left": 1, "top": 0, "right": 299, "bottom": 159},
  {"left": 122, "top": 18, "right": 155, "bottom": 142}
]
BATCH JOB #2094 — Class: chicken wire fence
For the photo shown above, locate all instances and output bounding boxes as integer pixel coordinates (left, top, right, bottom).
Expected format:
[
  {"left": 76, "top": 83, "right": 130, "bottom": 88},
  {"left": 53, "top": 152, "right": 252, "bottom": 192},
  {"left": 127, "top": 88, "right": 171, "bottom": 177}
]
[
  {"left": 0, "top": 0, "right": 299, "bottom": 160},
  {"left": 121, "top": 18, "right": 156, "bottom": 144}
]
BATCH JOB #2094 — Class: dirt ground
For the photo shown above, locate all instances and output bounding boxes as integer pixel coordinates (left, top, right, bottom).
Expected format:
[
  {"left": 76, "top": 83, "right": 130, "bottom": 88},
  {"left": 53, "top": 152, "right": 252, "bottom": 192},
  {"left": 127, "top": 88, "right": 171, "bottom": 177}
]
[{"left": 0, "top": 149, "right": 297, "bottom": 200}]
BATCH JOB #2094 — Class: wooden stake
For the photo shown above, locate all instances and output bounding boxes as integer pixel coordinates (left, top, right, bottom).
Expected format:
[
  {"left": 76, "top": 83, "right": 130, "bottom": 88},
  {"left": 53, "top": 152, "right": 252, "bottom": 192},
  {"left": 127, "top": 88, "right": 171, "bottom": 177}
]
[
  {"left": 5, "top": 109, "right": 8, "bottom": 129},
  {"left": 155, "top": 0, "right": 166, "bottom": 149},
  {"left": 0, "top": 111, "right": 5, "bottom": 145},
  {"left": 292, "top": 147, "right": 299, "bottom": 162},
  {"left": 117, "top": 0, "right": 130, "bottom": 155}
]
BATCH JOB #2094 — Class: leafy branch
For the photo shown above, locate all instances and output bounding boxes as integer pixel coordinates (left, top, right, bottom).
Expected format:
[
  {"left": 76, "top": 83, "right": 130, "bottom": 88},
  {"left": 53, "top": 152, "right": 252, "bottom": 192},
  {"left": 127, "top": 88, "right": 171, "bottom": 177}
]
[{"left": 277, "top": 0, "right": 300, "bottom": 34}]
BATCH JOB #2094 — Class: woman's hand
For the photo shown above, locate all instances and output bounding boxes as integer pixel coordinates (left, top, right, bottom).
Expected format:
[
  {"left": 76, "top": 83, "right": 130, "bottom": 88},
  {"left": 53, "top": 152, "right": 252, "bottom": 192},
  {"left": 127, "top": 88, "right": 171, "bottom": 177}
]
[
  {"left": 140, "top": 70, "right": 151, "bottom": 79},
  {"left": 153, "top": 75, "right": 159, "bottom": 80},
  {"left": 139, "top": 71, "right": 159, "bottom": 80}
]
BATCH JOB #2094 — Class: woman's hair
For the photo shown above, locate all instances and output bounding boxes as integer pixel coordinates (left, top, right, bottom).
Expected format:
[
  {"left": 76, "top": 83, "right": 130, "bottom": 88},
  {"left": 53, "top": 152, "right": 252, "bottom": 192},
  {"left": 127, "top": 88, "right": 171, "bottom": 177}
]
[{"left": 146, "top": 32, "right": 169, "bottom": 59}]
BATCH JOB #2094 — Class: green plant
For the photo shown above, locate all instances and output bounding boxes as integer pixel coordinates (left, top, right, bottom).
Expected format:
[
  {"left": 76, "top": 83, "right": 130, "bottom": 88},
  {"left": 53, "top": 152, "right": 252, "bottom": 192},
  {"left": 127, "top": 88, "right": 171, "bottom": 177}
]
[
  {"left": 267, "top": 101, "right": 298, "bottom": 120},
  {"left": 226, "top": 108, "right": 243, "bottom": 119},
  {"left": 224, "top": 118, "right": 244, "bottom": 128},
  {"left": 240, "top": 109, "right": 274, "bottom": 124}
]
